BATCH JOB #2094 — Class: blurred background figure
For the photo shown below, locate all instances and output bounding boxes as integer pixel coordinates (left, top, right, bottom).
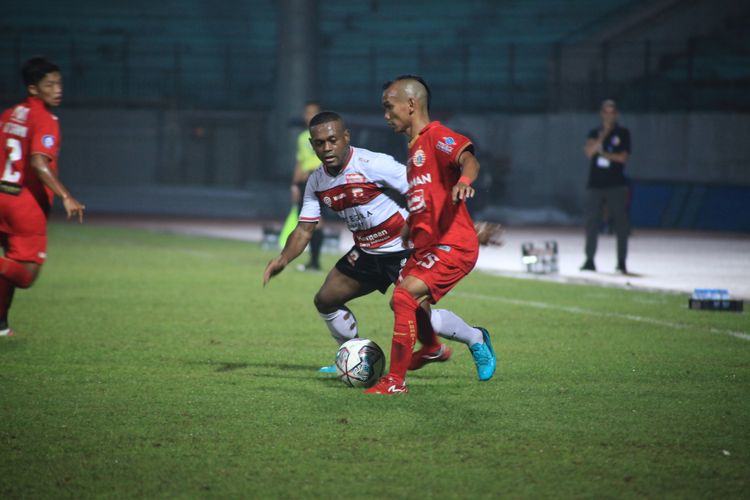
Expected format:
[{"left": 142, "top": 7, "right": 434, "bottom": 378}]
[
  {"left": 0, "top": 0, "right": 747, "bottom": 280},
  {"left": 284, "top": 101, "right": 324, "bottom": 271},
  {"left": 581, "top": 99, "right": 631, "bottom": 274}
]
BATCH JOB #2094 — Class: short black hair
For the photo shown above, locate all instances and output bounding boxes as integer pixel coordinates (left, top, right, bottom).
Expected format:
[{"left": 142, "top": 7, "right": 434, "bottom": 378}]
[
  {"left": 309, "top": 111, "right": 344, "bottom": 129},
  {"left": 22, "top": 57, "right": 60, "bottom": 87},
  {"left": 382, "top": 74, "right": 431, "bottom": 111}
]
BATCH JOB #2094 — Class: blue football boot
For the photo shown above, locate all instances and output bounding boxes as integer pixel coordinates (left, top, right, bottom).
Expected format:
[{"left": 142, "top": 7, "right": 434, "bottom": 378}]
[
  {"left": 319, "top": 363, "right": 337, "bottom": 373},
  {"left": 469, "top": 327, "right": 496, "bottom": 381}
]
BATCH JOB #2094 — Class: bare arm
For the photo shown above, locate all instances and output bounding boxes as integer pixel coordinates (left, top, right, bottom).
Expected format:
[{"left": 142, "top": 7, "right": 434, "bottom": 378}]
[
  {"left": 262, "top": 222, "right": 317, "bottom": 286},
  {"left": 30, "top": 154, "right": 85, "bottom": 223},
  {"left": 583, "top": 124, "right": 616, "bottom": 159},
  {"left": 599, "top": 151, "right": 629, "bottom": 163},
  {"left": 583, "top": 138, "right": 601, "bottom": 159},
  {"left": 452, "top": 150, "right": 480, "bottom": 203}
]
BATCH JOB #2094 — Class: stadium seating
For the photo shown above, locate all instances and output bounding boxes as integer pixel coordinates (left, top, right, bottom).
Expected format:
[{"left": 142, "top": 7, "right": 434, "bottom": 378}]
[{"left": 0, "top": 1, "right": 746, "bottom": 111}]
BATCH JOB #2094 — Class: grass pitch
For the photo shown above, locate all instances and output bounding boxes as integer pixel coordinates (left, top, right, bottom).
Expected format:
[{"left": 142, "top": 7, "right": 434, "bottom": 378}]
[{"left": 1, "top": 223, "right": 749, "bottom": 498}]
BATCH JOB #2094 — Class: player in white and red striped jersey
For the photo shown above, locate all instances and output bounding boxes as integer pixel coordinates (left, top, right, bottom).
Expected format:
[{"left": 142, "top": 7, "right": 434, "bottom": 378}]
[
  {"left": 263, "top": 111, "right": 492, "bottom": 374},
  {"left": 263, "top": 111, "right": 410, "bottom": 369}
]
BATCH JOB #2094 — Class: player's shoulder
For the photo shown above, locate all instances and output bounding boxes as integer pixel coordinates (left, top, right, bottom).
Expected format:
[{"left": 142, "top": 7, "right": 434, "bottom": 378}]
[
  {"left": 307, "top": 164, "right": 325, "bottom": 181},
  {"left": 307, "top": 165, "right": 329, "bottom": 187},
  {"left": 1, "top": 100, "right": 30, "bottom": 123},
  {"left": 28, "top": 103, "right": 58, "bottom": 126},
  {"left": 428, "top": 122, "right": 468, "bottom": 144},
  {"left": 351, "top": 146, "right": 401, "bottom": 168}
]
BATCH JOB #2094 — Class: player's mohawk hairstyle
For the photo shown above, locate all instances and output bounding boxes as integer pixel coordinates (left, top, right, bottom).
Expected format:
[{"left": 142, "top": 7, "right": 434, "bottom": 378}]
[{"left": 383, "top": 74, "right": 431, "bottom": 111}]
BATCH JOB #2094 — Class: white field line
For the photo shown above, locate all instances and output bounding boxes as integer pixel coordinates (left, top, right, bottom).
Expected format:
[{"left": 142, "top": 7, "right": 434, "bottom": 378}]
[{"left": 454, "top": 291, "right": 750, "bottom": 342}]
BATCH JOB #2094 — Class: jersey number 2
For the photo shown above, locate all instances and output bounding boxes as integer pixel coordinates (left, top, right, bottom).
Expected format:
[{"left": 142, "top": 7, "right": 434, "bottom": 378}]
[{"left": 2, "top": 138, "right": 23, "bottom": 184}]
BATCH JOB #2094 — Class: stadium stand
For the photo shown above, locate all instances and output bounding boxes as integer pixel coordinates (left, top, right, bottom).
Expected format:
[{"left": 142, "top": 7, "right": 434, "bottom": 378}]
[{"left": 2, "top": 0, "right": 747, "bottom": 112}]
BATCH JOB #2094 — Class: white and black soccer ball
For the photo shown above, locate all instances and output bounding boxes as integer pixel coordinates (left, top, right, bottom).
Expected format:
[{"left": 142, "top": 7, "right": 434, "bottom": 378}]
[{"left": 335, "top": 338, "right": 385, "bottom": 388}]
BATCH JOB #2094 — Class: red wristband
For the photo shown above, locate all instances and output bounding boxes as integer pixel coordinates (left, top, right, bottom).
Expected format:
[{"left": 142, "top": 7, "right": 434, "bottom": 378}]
[{"left": 458, "top": 175, "right": 473, "bottom": 186}]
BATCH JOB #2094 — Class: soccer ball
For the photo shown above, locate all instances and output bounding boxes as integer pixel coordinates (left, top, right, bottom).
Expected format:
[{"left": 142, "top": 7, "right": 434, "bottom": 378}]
[{"left": 335, "top": 338, "right": 385, "bottom": 388}]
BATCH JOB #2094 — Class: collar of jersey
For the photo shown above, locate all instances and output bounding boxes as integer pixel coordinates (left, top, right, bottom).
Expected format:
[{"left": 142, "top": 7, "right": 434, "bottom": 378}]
[
  {"left": 409, "top": 121, "right": 440, "bottom": 148},
  {"left": 323, "top": 146, "right": 354, "bottom": 177},
  {"left": 26, "top": 96, "right": 47, "bottom": 109}
]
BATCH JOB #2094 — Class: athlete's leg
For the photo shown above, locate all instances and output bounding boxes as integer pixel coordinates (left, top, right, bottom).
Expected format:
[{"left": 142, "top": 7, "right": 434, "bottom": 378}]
[
  {"left": 430, "top": 306, "right": 495, "bottom": 381},
  {"left": 308, "top": 224, "right": 324, "bottom": 271},
  {"left": 606, "top": 186, "right": 629, "bottom": 271},
  {"left": 0, "top": 258, "right": 39, "bottom": 289},
  {"left": 583, "top": 189, "right": 603, "bottom": 269},
  {"left": 431, "top": 308, "right": 483, "bottom": 346},
  {"left": 416, "top": 301, "right": 440, "bottom": 348},
  {"left": 314, "top": 267, "right": 377, "bottom": 345},
  {"left": 384, "top": 275, "right": 432, "bottom": 382},
  {"left": 0, "top": 261, "right": 39, "bottom": 336},
  {"left": 0, "top": 279, "right": 15, "bottom": 335}
]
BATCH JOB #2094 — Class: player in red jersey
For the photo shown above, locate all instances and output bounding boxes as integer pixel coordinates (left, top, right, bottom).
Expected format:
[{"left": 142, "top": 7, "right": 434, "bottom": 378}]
[
  {"left": 0, "top": 57, "right": 85, "bottom": 336},
  {"left": 366, "top": 75, "right": 496, "bottom": 394}
]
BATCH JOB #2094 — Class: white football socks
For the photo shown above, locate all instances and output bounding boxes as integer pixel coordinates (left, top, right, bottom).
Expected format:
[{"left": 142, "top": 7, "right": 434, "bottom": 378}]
[
  {"left": 431, "top": 308, "right": 483, "bottom": 346},
  {"left": 319, "top": 307, "right": 358, "bottom": 345}
]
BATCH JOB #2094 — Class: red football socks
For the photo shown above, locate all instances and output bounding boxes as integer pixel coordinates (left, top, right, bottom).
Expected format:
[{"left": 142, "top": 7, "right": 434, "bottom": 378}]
[{"left": 388, "top": 287, "right": 419, "bottom": 381}]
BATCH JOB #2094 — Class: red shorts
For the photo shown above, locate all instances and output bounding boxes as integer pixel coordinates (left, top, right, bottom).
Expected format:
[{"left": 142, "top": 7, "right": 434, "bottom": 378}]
[
  {"left": 399, "top": 243, "right": 479, "bottom": 303},
  {"left": 0, "top": 190, "right": 48, "bottom": 264}
]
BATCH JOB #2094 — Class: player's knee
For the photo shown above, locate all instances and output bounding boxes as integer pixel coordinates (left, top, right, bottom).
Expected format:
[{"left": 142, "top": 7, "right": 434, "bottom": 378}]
[
  {"left": 21, "top": 268, "right": 40, "bottom": 289},
  {"left": 392, "top": 286, "right": 418, "bottom": 313},
  {"left": 313, "top": 290, "right": 337, "bottom": 314},
  {"left": 13, "top": 263, "right": 39, "bottom": 289}
]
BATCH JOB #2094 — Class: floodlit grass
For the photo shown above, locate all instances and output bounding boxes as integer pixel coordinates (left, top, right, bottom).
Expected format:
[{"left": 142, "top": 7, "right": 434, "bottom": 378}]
[{"left": 1, "top": 223, "right": 749, "bottom": 498}]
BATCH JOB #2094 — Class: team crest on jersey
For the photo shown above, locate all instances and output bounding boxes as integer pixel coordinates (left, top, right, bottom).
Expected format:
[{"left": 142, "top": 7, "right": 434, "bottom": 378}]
[
  {"left": 11, "top": 106, "right": 29, "bottom": 123},
  {"left": 42, "top": 135, "right": 55, "bottom": 149},
  {"left": 346, "top": 173, "right": 366, "bottom": 184},
  {"left": 443, "top": 137, "right": 456, "bottom": 145},
  {"left": 611, "top": 135, "right": 620, "bottom": 146},
  {"left": 323, "top": 196, "right": 332, "bottom": 207},
  {"left": 412, "top": 148, "right": 426, "bottom": 168}
]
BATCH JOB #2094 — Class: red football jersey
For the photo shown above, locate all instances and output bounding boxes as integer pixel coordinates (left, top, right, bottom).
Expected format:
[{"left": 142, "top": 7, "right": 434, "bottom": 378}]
[
  {"left": 0, "top": 96, "right": 60, "bottom": 211},
  {"left": 406, "top": 121, "right": 478, "bottom": 256}
]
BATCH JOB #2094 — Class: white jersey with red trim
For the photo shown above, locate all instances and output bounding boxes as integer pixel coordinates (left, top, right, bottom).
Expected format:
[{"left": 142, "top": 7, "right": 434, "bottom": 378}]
[{"left": 299, "top": 146, "right": 409, "bottom": 255}]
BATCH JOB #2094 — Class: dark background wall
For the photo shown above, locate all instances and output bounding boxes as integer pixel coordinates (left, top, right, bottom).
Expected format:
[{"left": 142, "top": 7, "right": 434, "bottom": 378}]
[{"left": 2, "top": 0, "right": 749, "bottom": 230}]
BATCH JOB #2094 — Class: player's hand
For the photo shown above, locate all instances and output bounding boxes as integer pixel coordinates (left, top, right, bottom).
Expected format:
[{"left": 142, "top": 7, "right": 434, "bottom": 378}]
[
  {"left": 400, "top": 223, "right": 411, "bottom": 249},
  {"left": 263, "top": 255, "right": 288, "bottom": 286},
  {"left": 62, "top": 196, "right": 85, "bottom": 223},
  {"left": 452, "top": 182, "right": 475, "bottom": 204},
  {"left": 474, "top": 221, "right": 504, "bottom": 247}
]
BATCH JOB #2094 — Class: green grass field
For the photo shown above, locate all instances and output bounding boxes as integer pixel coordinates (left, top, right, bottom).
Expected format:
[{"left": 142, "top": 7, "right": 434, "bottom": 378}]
[{"left": 1, "top": 223, "right": 749, "bottom": 498}]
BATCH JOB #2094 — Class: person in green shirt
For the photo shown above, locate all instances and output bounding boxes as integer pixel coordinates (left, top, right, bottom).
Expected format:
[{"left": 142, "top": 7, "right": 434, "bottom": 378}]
[{"left": 290, "top": 101, "right": 324, "bottom": 271}]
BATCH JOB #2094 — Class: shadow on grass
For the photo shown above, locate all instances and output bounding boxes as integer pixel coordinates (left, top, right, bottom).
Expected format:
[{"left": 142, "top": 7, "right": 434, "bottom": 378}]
[
  {"left": 183, "top": 359, "right": 459, "bottom": 389},
  {"left": 185, "top": 359, "right": 325, "bottom": 374}
]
